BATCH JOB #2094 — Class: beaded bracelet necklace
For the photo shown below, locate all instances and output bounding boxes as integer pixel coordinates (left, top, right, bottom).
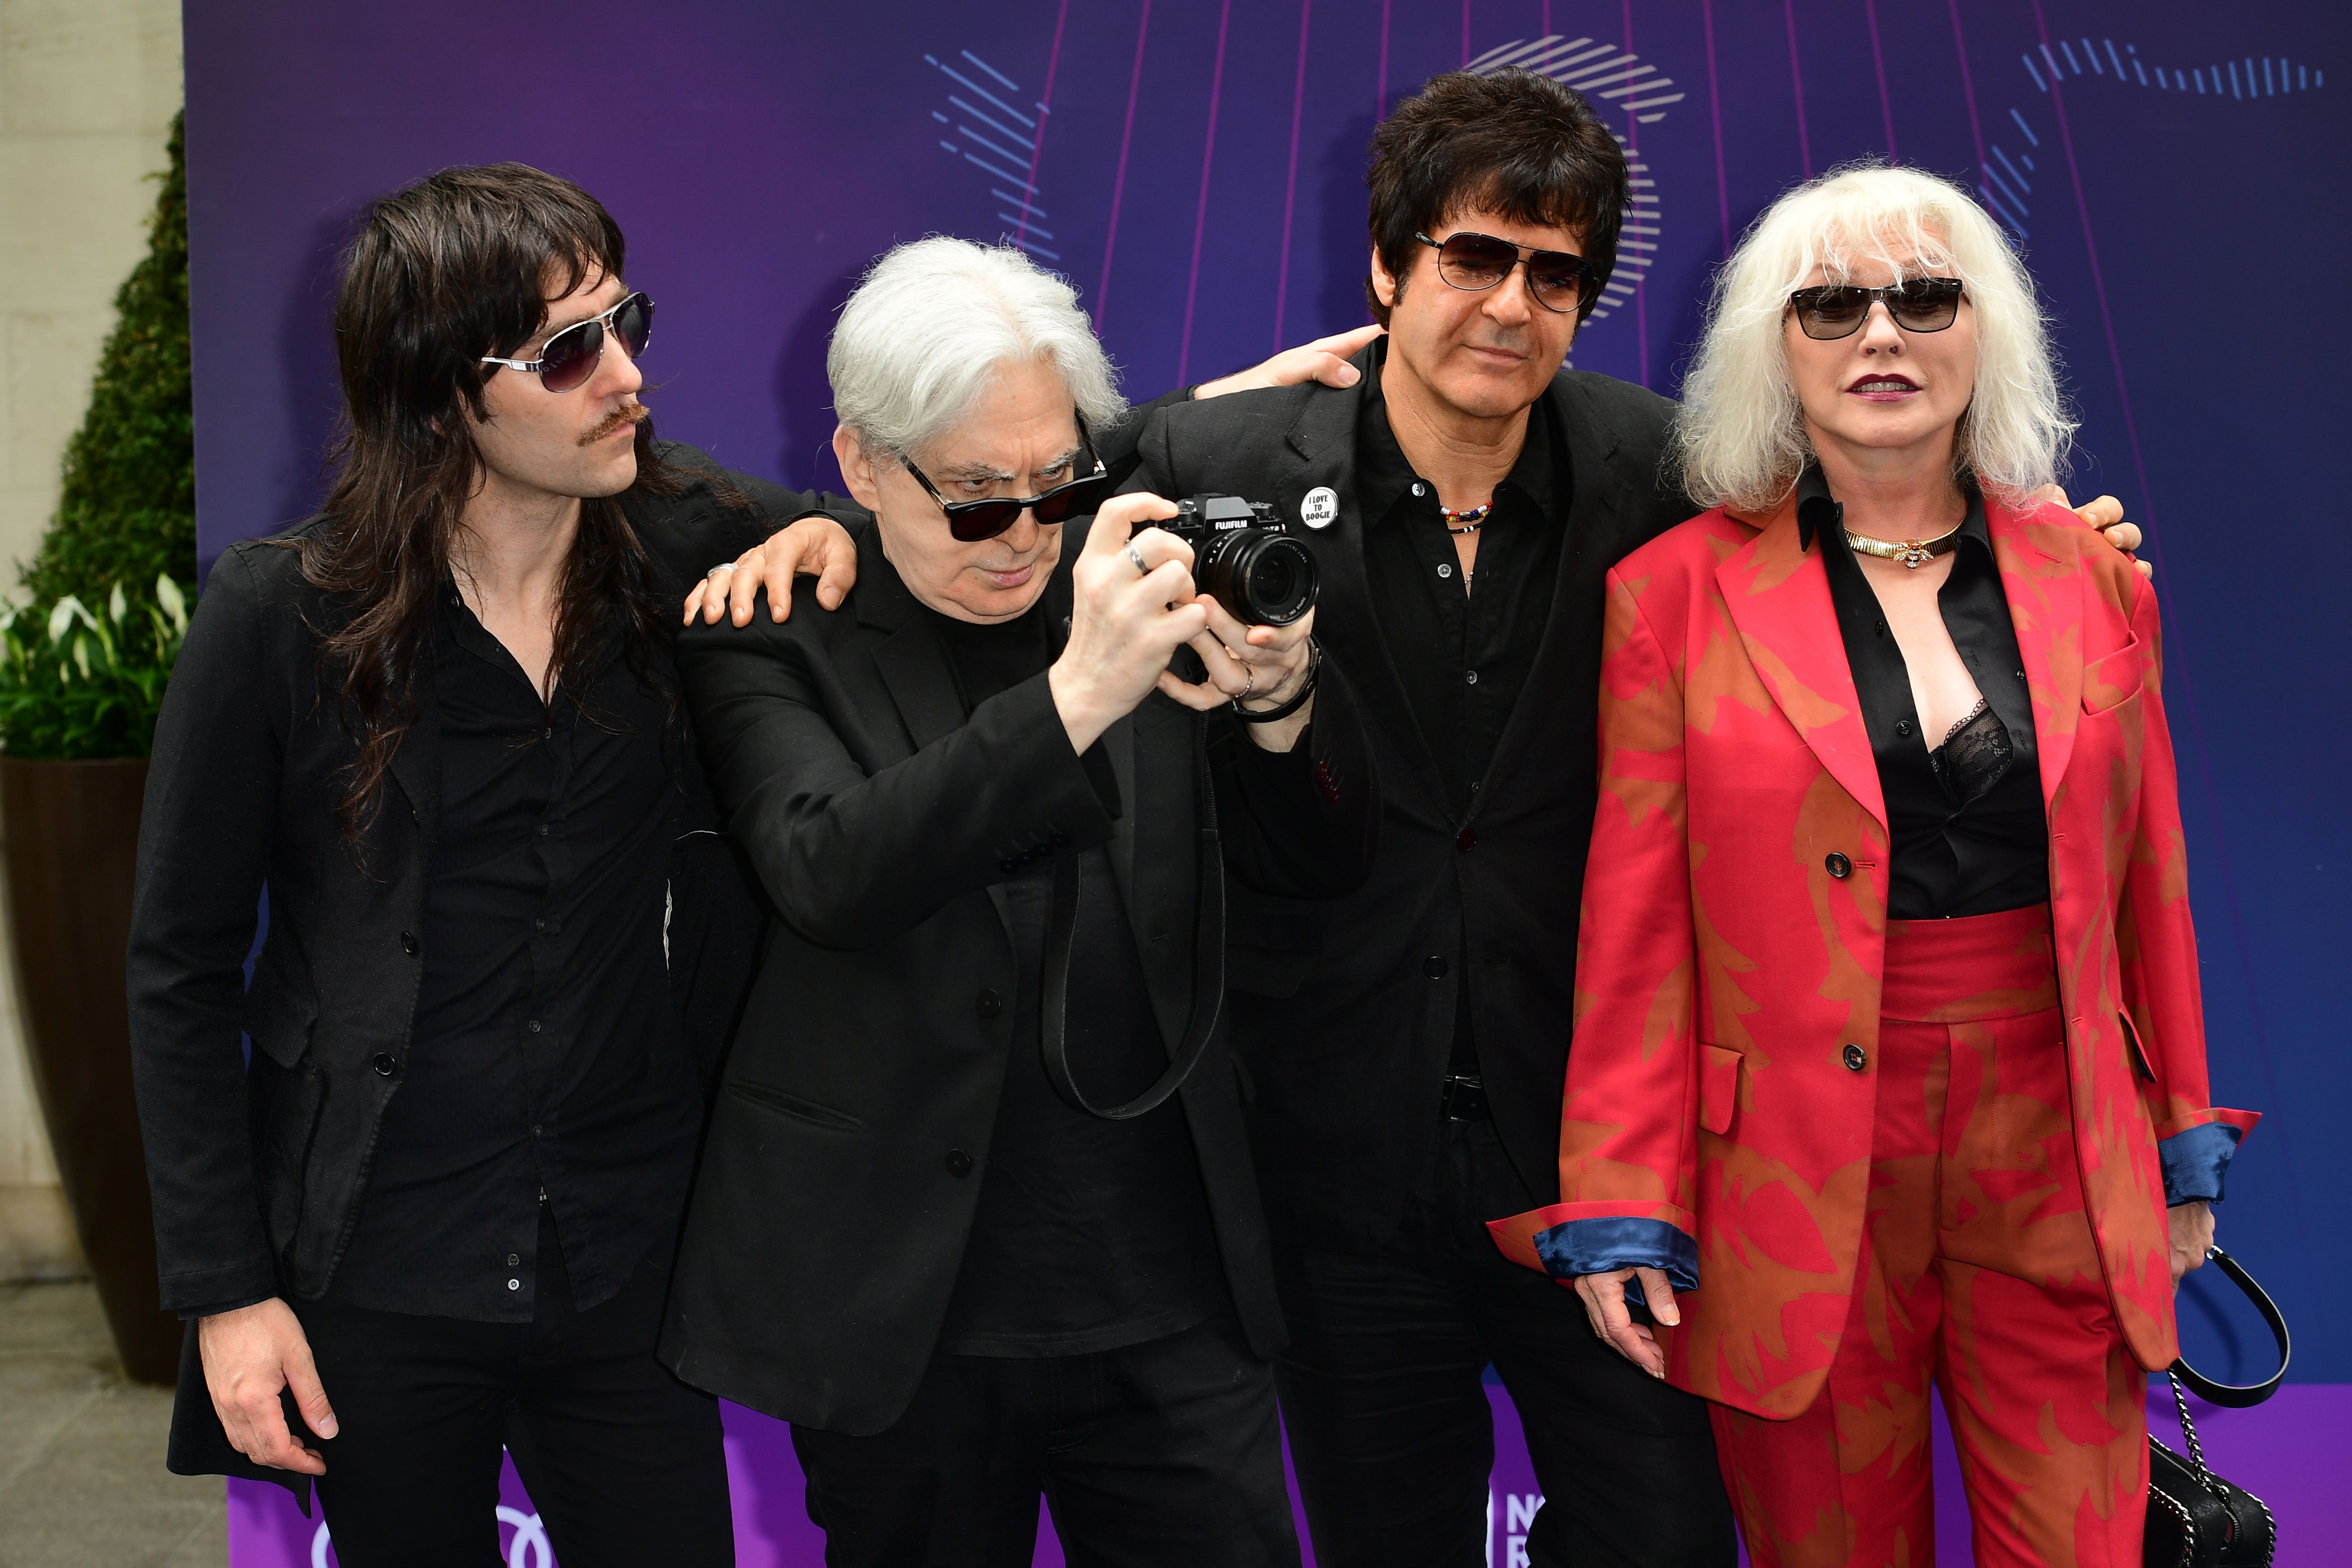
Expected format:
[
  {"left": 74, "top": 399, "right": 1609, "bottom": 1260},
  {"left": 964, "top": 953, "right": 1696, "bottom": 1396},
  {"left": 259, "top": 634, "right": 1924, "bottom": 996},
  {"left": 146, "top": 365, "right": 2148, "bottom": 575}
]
[{"left": 1441, "top": 500, "right": 1493, "bottom": 536}]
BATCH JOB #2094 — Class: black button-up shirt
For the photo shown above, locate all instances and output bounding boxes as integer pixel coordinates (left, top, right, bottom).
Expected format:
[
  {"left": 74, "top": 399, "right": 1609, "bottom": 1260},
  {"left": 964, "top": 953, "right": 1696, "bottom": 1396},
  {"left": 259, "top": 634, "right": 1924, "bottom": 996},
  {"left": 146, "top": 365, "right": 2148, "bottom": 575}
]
[
  {"left": 1357, "top": 345, "right": 1568, "bottom": 819},
  {"left": 328, "top": 586, "right": 706, "bottom": 1321},
  {"left": 1356, "top": 342, "right": 1570, "bottom": 1077},
  {"left": 1798, "top": 468, "right": 2050, "bottom": 920}
]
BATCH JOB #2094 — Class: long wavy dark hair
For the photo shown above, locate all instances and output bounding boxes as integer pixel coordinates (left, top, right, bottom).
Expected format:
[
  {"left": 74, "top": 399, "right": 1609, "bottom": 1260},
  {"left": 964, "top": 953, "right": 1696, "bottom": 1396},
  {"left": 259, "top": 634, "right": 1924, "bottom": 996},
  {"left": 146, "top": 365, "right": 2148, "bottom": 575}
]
[{"left": 296, "top": 163, "right": 682, "bottom": 842}]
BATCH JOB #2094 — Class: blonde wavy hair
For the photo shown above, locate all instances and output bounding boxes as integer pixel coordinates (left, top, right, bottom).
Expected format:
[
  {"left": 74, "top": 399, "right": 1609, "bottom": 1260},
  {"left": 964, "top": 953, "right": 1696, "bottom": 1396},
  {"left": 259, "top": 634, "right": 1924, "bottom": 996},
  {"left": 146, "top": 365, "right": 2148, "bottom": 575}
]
[{"left": 1675, "top": 163, "right": 2073, "bottom": 512}]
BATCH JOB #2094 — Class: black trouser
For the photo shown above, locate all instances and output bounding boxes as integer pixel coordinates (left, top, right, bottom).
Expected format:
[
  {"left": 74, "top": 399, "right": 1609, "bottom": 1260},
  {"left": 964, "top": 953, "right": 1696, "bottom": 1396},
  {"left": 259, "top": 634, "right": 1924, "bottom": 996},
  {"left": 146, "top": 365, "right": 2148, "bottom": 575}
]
[
  {"left": 791, "top": 1315, "right": 1300, "bottom": 1568},
  {"left": 292, "top": 1221, "right": 731, "bottom": 1568},
  {"left": 1273, "top": 1118, "right": 1736, "bottom": 1568}
]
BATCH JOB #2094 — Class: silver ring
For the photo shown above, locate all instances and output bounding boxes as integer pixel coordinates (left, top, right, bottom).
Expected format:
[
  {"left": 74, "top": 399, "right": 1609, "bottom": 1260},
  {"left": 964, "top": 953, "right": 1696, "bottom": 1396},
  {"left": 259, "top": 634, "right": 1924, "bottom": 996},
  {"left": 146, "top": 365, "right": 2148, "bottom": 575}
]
[
  {"left": 704, "top": 562, "right": 738, "bottom": 580},
  {"left": 1238, "top": 663, "right": 1255, "bottom": 700},
  {"left": 1124, "top": 542, "right": 1151, "bottom": 577}
]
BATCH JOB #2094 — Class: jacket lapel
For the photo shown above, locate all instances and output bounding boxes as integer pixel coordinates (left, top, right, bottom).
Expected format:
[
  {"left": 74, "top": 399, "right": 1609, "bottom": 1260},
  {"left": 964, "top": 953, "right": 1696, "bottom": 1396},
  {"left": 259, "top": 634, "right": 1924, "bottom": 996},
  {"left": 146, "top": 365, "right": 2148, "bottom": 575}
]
[
  {"left": 1714, "top": 497, "right": 1887, "bottom": 828},
  {"left": 1274, "top": 366, "right": 1449, "bottom": 818},
  {"left": 1985, "top": 495, "right": 2084, "bottom": 810},
  {"left": 1478, "top": 374, "right": 1616, "bottom": 803},
  {"left": 857, "top": 530, "right": 1011, "bottom": 929},
  {"left": 856, "top": 535, "right": 966, "bottom": 753}
]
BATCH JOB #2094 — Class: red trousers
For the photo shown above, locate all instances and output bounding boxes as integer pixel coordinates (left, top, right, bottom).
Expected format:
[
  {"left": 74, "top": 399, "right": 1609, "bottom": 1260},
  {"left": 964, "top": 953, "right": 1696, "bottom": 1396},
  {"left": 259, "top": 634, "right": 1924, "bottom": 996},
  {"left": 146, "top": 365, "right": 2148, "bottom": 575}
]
[{"left": 1711, "top": 906, "right": 2149, "bottom": 1568}]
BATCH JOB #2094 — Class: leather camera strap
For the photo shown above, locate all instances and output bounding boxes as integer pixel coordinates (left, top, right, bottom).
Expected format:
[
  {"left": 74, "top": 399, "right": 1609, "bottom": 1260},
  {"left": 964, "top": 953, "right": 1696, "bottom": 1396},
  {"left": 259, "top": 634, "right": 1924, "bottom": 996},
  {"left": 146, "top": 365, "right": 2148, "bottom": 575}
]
[
  {"left": 2170, "top": 1245, "right": 2291, "bottom": 1407},
  {"left": 1041, "top": 718, "right": 1226, "bottom": 1121}
]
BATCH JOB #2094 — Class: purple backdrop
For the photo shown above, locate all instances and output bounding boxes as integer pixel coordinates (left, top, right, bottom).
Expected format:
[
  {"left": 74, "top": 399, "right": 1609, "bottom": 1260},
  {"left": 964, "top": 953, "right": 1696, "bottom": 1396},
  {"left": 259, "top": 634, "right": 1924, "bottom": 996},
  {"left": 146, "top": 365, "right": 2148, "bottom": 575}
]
[
  {"left": 223, "top": 1386, "right": 2346, "bottom": 1566},
  {"left": 181, "top": 0, "right": 2350, "bottom": 1560}
]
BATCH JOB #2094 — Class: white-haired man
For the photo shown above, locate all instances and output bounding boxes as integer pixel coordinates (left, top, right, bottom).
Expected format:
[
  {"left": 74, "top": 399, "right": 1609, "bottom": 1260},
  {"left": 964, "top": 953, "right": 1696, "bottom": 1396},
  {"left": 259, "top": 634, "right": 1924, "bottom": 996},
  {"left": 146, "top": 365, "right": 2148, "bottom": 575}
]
[{"left": 655, "top": 237, "right": 1380, "bottom": 1566}]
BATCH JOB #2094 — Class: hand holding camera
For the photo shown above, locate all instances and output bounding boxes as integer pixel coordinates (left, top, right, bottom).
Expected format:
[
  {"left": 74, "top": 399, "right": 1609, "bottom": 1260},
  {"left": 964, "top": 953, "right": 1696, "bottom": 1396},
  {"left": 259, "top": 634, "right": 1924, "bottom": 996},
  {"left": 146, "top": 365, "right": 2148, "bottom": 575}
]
[
  {"left": 1157, "top": 494, "right": 1320, "bottom": 750},
  {"left": 1051, "top": 494, "right": 1321, "bottom": 756},
  {"left": 1050, "top": 494, "right": 1212, "bottom": 754}
]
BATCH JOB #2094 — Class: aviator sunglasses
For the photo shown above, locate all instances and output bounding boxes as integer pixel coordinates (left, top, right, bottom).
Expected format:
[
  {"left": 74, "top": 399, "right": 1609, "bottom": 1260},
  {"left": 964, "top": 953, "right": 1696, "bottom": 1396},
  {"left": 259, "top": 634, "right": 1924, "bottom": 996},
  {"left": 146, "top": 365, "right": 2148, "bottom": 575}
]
[
  {"left": 900, "top": 414, "right": 1114, "bottom": 543},
  {"left": 1415, "top": 230, "right": 1596, "bottom": 314},
  {"left": 1786, "top": 278, "right": 1966, "bottom": 340},
  {"left": 479, "top": 291, "right": 655, "bottom": 393}
]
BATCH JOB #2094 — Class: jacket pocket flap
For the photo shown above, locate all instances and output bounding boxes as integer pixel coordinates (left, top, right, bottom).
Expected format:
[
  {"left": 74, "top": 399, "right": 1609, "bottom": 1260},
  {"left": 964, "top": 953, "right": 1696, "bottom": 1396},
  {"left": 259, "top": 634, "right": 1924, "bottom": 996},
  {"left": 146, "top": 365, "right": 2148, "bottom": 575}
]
[
  {"left": 1699, "top": 1045, "right": 1741, "bottom": 1137},
  {"left": 2081, "top": 635, "right": 2145, "bottom": 713},
  {"left": 241, "top": 981, "right": 317, "bottom": 1070},
  {"left": 2118, "top": 1010, "right": 2158, "bottom": 1083}
]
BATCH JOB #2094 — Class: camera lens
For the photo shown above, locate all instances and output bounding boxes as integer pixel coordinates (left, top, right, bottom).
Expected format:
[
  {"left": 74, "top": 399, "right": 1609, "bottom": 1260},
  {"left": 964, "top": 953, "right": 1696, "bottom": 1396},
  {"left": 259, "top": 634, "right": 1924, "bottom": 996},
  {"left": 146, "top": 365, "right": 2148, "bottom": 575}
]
[{"left": 1200, "top": 530, "right": 1317, "bottom": 627}]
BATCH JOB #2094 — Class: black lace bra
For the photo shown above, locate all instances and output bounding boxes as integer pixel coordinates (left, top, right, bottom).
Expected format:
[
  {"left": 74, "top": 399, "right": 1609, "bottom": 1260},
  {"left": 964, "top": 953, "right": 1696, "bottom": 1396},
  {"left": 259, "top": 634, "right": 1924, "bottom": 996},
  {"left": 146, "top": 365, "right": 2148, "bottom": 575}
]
[{"left": 1930, "top": 698, "right": 2013, "bottom": 805}]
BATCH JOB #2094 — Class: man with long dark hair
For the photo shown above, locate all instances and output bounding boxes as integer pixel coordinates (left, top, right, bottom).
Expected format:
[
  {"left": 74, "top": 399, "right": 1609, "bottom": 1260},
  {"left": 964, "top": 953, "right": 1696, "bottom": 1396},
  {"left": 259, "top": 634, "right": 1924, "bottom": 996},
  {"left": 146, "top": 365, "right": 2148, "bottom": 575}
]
[{"left": 127, "top": 163, "right": 823, "bottom": 1565}]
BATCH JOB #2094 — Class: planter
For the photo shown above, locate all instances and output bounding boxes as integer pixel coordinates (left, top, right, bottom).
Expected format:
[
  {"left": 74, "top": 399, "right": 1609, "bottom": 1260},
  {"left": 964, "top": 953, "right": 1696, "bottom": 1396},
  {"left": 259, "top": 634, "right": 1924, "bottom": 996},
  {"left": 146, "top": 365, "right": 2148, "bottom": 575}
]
[{"left": 1, "top": 756, "right": 177, "bottom": 1383}]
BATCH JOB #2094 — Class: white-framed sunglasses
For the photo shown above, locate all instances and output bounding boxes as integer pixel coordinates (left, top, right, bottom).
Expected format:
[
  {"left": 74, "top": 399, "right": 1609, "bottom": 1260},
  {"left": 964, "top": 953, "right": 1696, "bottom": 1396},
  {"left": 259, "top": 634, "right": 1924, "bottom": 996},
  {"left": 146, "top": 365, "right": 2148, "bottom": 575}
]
[{"left": 479, "top": 291, "right": 654, "bottom": 392}]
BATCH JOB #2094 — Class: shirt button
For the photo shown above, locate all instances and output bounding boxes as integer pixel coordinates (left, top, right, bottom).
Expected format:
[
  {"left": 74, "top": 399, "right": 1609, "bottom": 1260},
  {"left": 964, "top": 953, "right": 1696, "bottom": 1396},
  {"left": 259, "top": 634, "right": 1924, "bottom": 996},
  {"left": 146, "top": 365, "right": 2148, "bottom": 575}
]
[
  {"left": 534, "top": 917, "right": 546, "bottom": 931},
  {"left": 1842, "top": 1043, "right": 1868, "bottom": 1072},
  {"left": 1423, "top": 956, "right": 1448, "bottom": 979},
  {"left": 944, "top": 1148, "right": 974, "bottom": 1178},
  {"left": 538, "top": 824, "right": 551, "bottom": 837},
  {"left": 399, "top": 931, "right": 419, "bottom": 956},
  {"left": 975, "top": 990, "right": 1002, "bottom": 1019},
  {"left": 507, "top": 1254, "right": 520, "bottom": 1267},
  {"left": 372, "top": 1053, "right": 397, "bottom": 1076},
  {"left": 1411, "top": 482, "right": 1428, "bottom": 498},
  {"left": 1437, "top": 563, "right": 1453, "bottom": 579},
  {"left": 1895, "top": 719, "right": 1914, "bottom": 738},
  {"left": 1456, "top": 828, "right": 1478, "bottom": 852},
  {"left": 508, "top": 1278, "right": 521, "bottom": 1291},
  {"left": 526, "top": 1019, "right": 543, "bottom": 1034},
  {"left": 2015, "top": 669, "right": 2027, "bottom": 682},
  {"left": 1825, "top": 852, "right": 1852, "bottom": 879},
  {"left": 531, "top": 1125, "right": 543, "bottom": 1136},
  {"left": 1464, "top": 669, "right": 1479, "bottom": 685}
]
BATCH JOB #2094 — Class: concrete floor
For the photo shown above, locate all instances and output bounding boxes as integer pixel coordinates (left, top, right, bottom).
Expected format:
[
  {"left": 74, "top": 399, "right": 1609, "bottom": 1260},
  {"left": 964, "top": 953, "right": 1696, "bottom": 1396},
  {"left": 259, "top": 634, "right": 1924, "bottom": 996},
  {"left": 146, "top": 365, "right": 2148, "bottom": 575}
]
[{"left": 0, "top": 1281, "right": 226, "bottom": 1568}]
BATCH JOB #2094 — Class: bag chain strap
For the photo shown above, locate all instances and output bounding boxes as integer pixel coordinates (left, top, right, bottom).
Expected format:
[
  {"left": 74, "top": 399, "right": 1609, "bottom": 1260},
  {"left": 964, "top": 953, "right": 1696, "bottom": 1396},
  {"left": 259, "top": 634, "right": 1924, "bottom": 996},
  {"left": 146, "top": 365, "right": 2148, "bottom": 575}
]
[{"left": 2166, "top": 1372, "right": 2224, "bottom": 1499}]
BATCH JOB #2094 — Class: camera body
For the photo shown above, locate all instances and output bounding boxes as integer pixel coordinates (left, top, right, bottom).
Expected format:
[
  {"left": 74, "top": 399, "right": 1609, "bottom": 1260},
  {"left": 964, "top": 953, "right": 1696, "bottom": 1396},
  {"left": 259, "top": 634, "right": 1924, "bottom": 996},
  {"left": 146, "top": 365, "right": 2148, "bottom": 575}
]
[{"left": 1164, "top": 494, "right": 1320, "bottom": 627}]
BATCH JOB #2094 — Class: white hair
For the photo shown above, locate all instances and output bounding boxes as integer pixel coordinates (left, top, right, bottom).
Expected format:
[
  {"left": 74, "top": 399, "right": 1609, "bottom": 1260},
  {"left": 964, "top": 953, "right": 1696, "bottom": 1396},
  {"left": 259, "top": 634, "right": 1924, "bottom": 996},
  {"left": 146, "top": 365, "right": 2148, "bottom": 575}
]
[
  {"left": 1674, "top": 163, "right": 2073, "bottom": 512},
  {"left": 828, "top": 237, "right": 1125, "bottom": 462}
]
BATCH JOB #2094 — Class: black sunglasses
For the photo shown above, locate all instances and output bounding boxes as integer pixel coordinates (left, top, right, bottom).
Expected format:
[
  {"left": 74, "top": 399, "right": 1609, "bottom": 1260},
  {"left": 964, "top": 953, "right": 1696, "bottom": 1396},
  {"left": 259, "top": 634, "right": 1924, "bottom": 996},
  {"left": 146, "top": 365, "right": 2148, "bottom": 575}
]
[
  {"left": 480, "top": 291, "right": 655, "bottom": 393},
  {"left": 901, "top": 414, "right": 1114, "bottom": 543},
  {"left": 1787, "top": 279, "right": 1966, "bottom": 340},
  {"left": 1415, "top": 230, "right": 1595, "bottom": 314}
]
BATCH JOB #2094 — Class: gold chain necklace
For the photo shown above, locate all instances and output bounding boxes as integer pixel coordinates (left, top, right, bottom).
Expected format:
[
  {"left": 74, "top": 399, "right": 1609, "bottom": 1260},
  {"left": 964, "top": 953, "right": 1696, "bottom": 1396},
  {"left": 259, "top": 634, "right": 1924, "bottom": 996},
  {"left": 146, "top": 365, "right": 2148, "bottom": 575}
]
[{"left": 1844, "top": 518, "right": 1964, "bottom": 570}]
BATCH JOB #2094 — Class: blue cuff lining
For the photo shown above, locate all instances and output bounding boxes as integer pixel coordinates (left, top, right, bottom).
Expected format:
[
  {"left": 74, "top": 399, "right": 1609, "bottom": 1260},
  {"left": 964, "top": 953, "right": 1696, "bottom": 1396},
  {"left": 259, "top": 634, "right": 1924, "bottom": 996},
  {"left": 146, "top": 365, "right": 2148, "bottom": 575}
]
[
  {"left": 2159, "top": 1122, "right": 2241, "bottom": 1205},
  {"left": 1530, "top": 1216, "right": 1699, "bottom": 1293}
]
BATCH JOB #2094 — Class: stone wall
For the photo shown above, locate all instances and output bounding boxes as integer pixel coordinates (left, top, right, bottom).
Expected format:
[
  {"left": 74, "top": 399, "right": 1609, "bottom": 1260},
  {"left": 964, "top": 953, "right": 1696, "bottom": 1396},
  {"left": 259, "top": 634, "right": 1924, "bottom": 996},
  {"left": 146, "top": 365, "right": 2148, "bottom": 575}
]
[{"left": 0, "top": 0, "right": 184, "bottom": 1280}]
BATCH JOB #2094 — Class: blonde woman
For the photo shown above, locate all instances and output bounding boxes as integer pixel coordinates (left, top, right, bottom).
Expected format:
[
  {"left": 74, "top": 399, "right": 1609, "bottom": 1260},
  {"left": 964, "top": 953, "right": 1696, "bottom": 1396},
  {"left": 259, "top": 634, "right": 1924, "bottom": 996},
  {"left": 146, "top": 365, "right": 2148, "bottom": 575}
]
[{"left": 1487, "top": 165, "right": 2256, "bottom": 1564}]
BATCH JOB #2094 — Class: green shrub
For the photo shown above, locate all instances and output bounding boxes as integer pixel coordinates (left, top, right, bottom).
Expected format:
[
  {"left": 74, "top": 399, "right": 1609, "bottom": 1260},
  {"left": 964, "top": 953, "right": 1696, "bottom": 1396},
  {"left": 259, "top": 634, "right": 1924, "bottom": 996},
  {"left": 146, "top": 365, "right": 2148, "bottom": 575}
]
[
  {"left": 3, "top": 112, "right": 193, "bottom": 760},
  {"left": 0, "top": 577, "right": 188, "bottom": 759}
]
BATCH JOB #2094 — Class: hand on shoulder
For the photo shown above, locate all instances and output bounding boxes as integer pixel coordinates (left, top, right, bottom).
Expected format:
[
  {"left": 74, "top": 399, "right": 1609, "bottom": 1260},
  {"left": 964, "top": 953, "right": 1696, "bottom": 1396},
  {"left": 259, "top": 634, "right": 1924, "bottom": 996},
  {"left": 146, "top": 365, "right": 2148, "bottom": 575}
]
[{"left": 2030, "top": 483, "right": 2150, "bottom": 579}]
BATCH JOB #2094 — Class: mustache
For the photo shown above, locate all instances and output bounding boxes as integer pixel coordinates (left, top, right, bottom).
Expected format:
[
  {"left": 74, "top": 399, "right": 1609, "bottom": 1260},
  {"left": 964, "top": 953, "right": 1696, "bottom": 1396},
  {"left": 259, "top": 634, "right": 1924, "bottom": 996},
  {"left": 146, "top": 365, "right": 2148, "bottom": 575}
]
[{"left": 580, "top": 399, "right": 650, "bottom": 446}]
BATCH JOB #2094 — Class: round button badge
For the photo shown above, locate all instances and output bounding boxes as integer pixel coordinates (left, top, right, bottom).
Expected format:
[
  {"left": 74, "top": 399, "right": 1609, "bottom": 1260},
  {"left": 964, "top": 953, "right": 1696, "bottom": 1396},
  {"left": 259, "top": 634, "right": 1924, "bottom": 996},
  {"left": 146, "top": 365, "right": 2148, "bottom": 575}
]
[{"left": 1299, "top": 486, "right": 1339, "bottom": 529}]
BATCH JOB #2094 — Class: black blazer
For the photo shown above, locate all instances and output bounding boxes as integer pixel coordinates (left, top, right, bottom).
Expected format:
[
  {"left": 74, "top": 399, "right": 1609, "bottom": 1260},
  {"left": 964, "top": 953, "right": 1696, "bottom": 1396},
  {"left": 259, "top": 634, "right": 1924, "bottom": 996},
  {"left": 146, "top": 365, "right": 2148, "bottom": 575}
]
[
  {"left": 131, "top": 444, "right": 829, "bottom": 1496},
  {"left": 656, "top": 518, "right": 1379, "bottom": 1435},
  {"left": 1128, "top": 357, "right": 1691, "bottom": 1249}
]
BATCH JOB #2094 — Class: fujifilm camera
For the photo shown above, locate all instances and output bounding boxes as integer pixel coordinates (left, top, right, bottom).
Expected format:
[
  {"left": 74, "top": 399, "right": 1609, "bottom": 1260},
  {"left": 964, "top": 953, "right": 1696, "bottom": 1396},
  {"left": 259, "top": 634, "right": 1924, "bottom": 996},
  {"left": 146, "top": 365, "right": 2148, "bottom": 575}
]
[{"left": 1165, "top": 494, "right": 1319, "bottom": 627}]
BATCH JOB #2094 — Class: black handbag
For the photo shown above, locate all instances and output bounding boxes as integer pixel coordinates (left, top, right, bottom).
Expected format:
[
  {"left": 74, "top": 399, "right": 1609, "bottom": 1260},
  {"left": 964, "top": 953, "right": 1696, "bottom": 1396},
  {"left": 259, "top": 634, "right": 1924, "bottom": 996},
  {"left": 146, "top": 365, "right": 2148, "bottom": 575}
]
[{"left": 2143, "top": 1246, "right": 2290, "bottom": 1568}]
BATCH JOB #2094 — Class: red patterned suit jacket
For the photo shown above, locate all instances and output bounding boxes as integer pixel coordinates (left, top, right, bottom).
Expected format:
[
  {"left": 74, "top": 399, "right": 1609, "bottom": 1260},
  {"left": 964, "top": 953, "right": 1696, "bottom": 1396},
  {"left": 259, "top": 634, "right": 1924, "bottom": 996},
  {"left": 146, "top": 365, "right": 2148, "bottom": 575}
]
[{"left": 1487, "top": 489, "right": 2256, "bottom": 1420}]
